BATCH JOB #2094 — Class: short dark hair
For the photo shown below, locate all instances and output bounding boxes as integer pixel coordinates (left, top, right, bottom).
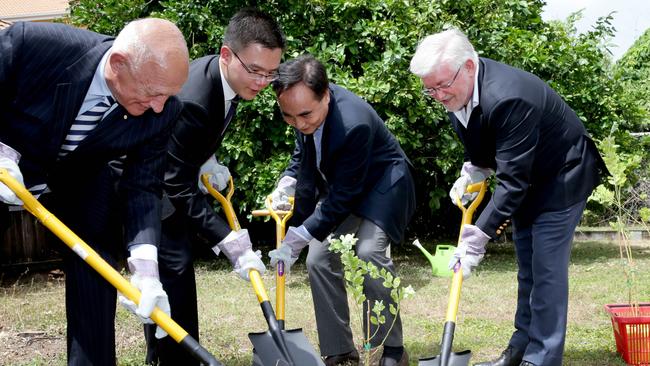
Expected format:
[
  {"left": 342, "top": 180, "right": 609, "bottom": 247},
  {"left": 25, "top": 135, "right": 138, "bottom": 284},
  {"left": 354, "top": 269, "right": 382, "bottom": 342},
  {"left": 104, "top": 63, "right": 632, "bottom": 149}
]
[
  {"left": 272, "top": 54, "right": 329, "bottom": 100},
  {"left": 223, "top": 8, "right": 286, "bottom": 52}
]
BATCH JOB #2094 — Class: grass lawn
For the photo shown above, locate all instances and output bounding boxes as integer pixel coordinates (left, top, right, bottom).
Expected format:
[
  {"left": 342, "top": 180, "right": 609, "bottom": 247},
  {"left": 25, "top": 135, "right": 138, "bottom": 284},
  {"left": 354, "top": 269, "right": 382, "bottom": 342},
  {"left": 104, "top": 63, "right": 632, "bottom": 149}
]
[{"left": 1, "top": 239, "right": 649, "bottom": 365}]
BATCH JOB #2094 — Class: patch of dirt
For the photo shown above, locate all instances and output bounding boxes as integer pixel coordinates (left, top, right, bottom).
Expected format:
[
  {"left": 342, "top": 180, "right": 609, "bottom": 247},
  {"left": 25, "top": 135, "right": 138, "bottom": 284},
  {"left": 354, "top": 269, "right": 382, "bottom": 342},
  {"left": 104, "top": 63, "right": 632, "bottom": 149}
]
[{"left": 0, "top": 329, "right": 65, "bottom": 364}]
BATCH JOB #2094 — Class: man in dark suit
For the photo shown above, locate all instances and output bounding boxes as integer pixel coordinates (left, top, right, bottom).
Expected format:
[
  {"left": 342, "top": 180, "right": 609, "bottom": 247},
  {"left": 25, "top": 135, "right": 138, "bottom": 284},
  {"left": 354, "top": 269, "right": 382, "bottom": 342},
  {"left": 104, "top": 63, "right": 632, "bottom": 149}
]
[
  {"left": 144, "top": 8, "right": 286, "bottom": 365},
  {"left": 409, "top": 29, "right": 606, "bottom": 366},
  {"left": 0, "top": 19, "right": 189, "bottom": 365},
  {"left": 268, "top": 55, "right": 415, "bottom": 366}
]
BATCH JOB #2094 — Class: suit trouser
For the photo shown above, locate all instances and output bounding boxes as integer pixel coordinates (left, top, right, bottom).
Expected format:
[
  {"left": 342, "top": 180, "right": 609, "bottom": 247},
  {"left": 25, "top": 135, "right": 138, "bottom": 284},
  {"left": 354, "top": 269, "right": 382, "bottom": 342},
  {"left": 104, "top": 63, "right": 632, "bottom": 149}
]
[
  {"left": 306, "top": 215, "right": 403, "bottom": 356},
  {"left": 509, "top": 200, "right": 586, "bottom": 366},
  {"left": 145, "top": 209, "right": 200, "bottom": 366},
  {"left": 51, "top": 167, "right": 122, "bottom": 366}
]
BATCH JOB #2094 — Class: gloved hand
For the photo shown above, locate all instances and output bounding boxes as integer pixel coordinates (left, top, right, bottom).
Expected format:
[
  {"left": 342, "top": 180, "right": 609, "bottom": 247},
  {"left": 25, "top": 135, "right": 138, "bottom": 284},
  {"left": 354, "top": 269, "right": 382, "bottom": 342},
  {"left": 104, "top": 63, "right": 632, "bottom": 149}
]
[
  {"left": 118, "top": 256, "right": 170, "bottom": 339},
  {"left": 0, "top": 143, "right": 25, "bottom": 205},
  {"left": 198, "top": 155, "right": 230, "bottom": 194},
  {"left": 449, "top": 162, "right": 492, "bottom": 205},
  {"left": 213, "top": 229, "right": 262, "bottom": 280},
  {"left": 234, "top": 249, "right": 265, "bottom": 281},
  {"left": 268, "top": 226, "right": 311, "bottom": 273},
  {"left": 270, "top": 176, "right": 297, "bottom": 211},
  {"left": 448, "top": 224, "right": 491, "bottom": 279}
]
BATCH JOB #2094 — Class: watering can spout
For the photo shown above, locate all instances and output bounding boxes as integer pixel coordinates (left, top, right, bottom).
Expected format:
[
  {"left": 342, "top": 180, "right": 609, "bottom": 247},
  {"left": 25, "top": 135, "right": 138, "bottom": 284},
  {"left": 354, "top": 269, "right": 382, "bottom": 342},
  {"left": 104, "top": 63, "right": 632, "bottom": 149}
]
[{"left": 413, "top": 239, "right": 435, "bottom": 261}]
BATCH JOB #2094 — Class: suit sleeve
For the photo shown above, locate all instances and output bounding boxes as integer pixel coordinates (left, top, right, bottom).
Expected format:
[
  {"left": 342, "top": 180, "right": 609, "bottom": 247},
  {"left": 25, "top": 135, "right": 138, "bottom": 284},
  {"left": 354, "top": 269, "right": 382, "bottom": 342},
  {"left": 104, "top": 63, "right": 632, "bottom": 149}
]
[
  {"left": 475, "top": 97, "right": 540, "bottom": 238},
  {"left": 164, "top": 101, "right": 231, "bottom": 244},
  {"left": 120, "top": 99, "right": 183, "bottom": 248},
  {"left": 303, "top": 124, "right": 372, "bottom": 241},
  {"left": 0, "top": 24, "right": 21, "bottom": 143}
]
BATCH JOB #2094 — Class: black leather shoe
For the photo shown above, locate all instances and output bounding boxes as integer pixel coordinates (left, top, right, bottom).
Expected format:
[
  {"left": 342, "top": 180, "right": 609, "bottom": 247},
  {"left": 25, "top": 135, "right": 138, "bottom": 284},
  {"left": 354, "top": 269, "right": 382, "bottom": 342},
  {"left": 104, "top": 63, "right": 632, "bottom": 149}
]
[
  {"left": 520, "top": 362, "right": 536, "bottom": 366},
  {"left": 474, "top": 345, "right": 524, "bottom": 366},
  {"left": 379, "top": 349, "right": 409, "bottom": 366},
  {"left": 324, "top": 349, "right": 360, "bottom": 366}
]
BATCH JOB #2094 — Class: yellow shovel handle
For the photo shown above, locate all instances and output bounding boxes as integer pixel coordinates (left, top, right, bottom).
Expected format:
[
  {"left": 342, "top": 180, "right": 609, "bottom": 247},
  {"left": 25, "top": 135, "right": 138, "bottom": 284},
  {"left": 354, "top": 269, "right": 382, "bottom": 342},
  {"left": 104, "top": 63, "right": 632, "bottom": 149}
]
[
  {"left": 0, "top": 169, "right": 187, "bottom": 342},
  {"left": 201, "top": 174, "right": 240, "bottom": 231},
  {"left": 251, "top": 195, "right": 295, "bottom": 324},
  {"left": 447, "top": 179, "right": 489, "bottom": 322}
]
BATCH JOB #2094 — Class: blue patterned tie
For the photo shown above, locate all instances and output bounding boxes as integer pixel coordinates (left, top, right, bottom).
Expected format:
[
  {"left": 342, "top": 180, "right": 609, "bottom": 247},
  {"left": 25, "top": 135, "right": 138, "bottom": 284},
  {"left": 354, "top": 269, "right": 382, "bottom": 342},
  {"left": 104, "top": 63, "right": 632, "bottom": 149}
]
[{"left": 58, "top": 95, "right": 115, "bottom": 158}]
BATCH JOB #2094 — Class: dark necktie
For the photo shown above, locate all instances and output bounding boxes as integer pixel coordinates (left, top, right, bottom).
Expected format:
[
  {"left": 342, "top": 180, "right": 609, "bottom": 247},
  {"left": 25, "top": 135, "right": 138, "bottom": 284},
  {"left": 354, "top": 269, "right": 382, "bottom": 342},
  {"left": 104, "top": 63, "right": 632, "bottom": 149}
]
[
  {"left": 221, "top": 95, "right": 240, "bottom": 136},
  {"left": 59, "top": 95, "right": 115, "bottom": 158}
]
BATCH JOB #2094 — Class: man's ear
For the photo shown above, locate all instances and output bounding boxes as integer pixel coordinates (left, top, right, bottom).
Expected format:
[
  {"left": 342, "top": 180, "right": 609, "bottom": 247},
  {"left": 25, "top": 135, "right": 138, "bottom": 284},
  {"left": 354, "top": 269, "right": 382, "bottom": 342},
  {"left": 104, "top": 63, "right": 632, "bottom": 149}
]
[
  {"left": 219, "top": 46, "right": 232, "bottom": 63},
  {"left": 108, "top": 51, "right": 129, "bottom": 74}
]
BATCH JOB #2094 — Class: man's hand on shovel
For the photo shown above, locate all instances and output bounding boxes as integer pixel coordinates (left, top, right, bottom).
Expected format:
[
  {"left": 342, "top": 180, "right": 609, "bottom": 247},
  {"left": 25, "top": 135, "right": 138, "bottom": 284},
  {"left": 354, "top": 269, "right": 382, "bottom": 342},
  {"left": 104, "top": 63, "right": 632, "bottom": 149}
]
[
  {"left": 448, "top": 224, "right": 490, "bottom": 279},
  {"left": 118, "top": 248, "right": 171, "bottom": 339}
]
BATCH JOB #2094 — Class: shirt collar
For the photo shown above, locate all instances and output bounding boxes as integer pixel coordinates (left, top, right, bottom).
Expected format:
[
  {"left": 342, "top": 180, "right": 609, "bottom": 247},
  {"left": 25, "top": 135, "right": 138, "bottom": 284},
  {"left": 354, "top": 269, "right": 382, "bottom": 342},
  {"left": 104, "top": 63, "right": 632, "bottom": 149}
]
[
  {"left": 453, "top": 60, "right": 480, "bottom": 128},
  {"left": 90, "top": 47, "right": 114, "bottom": 99},
  {"left": 219, "top": 61, "right": 237, "bottom": 102}
]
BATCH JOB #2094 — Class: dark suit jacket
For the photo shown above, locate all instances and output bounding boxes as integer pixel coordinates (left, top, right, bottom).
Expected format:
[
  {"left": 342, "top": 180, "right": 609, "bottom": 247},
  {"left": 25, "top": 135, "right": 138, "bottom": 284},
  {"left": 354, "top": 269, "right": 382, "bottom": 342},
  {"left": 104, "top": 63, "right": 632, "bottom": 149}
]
[
  {"left": 0, "top": 22, "right": 182, "bottom": 248},
  {"left": 450, "top": 58, "right": 607, "bottom": 238},
  {"left": 163, "top": 55, "right": 232, "bottom": 244},
  {"left": 285, "top": 84, "right": 416, "bottom": 244}
]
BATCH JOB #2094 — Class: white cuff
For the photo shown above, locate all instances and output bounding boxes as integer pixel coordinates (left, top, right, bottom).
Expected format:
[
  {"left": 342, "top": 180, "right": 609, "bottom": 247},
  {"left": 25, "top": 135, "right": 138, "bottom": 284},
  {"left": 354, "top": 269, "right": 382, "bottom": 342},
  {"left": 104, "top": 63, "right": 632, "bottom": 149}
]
[
  {"left": 295, "top": 225, "right": 314, "bottom": 242},
  {"left": 129, "top": 244, "right": 158, "bottom": 262}
]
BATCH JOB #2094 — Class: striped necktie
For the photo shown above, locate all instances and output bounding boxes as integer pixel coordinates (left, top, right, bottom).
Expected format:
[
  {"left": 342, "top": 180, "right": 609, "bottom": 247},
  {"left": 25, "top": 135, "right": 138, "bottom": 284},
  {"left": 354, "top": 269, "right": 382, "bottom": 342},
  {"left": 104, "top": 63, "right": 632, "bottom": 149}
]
[{"left": 59, "top": 95, "right": 115, "bottom": 158}]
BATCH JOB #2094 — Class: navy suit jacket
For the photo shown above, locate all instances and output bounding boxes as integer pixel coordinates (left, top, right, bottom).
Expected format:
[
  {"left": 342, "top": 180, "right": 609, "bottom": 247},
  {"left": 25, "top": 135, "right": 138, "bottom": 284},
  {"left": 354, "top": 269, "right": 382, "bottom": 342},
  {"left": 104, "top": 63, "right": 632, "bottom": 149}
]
[
  {"left": 285, "top": 84, "right": 416, "bottom": 244},
  {"left": 163, "top": 55, "right": 232, "bottom": 244},
  {"left": 450, "top": 58, "right": 607, "bottom": 238},
  {"left": 0, "top": 22, "right": 182, "bottom": 248}
]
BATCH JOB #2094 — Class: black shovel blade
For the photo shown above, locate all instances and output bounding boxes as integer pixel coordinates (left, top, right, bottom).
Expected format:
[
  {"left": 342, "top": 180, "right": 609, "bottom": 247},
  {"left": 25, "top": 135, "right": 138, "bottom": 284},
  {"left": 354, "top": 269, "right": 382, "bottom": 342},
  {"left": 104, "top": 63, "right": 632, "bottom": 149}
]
[
  {"left": 418, "top": 350, "right": 472, "bottom": 366},
  {"left": 250, "top": 328, "right": 325, "bottom": 366}
]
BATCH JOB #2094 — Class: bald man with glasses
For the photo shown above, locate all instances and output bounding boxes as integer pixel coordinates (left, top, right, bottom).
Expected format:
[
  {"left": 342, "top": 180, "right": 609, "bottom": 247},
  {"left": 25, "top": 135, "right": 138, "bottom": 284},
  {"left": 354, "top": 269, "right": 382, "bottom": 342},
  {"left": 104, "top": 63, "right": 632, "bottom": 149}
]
[{"left": 143, "top": 8, "right": 286, "bottom": 365}]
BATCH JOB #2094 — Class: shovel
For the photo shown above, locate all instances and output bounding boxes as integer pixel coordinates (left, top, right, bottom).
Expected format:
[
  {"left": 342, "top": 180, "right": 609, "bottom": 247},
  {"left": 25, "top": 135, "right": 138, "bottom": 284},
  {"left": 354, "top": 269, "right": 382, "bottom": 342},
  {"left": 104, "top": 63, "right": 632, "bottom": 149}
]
[
  {"left": 251, "top": 195, "right": 325, "bottom": 366},
  {"left": 202, "top": 175, "right": 323, "bottom": 366},
  {"left": 416, "top": 180, "right": 488, "bottom": 366},
  {"left": 0, "top": 169, "right": 223, "bottom": 366}
]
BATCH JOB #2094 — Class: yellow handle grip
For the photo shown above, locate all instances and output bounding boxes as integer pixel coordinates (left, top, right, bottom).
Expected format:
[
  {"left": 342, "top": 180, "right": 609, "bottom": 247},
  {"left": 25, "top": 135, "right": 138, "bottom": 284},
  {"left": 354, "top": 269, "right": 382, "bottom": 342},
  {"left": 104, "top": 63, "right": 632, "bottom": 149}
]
[{"left": 201, "top": 174, "right": 240, "bottom": 231}]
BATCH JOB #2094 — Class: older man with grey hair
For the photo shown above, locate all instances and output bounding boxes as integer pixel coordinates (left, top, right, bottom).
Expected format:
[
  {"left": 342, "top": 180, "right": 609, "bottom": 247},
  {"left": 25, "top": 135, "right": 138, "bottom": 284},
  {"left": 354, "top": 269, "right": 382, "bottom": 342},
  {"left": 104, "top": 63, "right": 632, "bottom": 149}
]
[
  {"left": 409, "top": 28, "right": 606, "bottom": 366},
  {"left": 0, "top": 18, "right": 188, "bottom": 365}
]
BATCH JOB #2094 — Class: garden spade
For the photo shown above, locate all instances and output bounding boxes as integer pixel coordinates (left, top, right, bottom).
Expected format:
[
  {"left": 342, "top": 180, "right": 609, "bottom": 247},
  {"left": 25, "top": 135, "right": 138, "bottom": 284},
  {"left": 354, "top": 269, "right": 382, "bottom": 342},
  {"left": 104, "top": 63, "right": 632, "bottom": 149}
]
[
  {"left": 0, "top": 169, "right": 223, "bottom": 366},
  {"left": 416, "top": 181, "right": 488, "bottom": 366},
  {"left": 202, "top": 175, "right": 322, "bottom": 366},
  {"left": 251, "top": 195, "right": 325, "bottom": 366}
]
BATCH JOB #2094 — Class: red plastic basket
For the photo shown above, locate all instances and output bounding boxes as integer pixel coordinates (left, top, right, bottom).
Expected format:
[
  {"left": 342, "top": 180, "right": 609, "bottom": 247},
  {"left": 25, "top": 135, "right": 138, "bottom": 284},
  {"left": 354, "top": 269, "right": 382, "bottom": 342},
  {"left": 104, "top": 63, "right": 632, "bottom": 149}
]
[{"left": 605, "top": 303, "right": 650, "bottom": 365}]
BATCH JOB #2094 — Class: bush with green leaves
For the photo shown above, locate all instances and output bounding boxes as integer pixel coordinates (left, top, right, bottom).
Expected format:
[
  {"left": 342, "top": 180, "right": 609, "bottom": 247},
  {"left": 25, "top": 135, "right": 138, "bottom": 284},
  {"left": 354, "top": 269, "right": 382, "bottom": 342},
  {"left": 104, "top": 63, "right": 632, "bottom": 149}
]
[
  {"left": 69, "top": 0, "right": 645, "bottom": 239},
  {"left": 328, "top": 234, "right": 415, "bottom": 362}
]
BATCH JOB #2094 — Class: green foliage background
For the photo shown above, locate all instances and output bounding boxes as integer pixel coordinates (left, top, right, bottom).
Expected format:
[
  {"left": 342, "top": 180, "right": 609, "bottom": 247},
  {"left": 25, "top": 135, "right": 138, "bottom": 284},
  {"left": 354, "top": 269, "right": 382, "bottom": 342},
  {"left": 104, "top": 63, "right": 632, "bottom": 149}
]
[{"left": 69, "top": 0, "right": 646, "bottom": 240}]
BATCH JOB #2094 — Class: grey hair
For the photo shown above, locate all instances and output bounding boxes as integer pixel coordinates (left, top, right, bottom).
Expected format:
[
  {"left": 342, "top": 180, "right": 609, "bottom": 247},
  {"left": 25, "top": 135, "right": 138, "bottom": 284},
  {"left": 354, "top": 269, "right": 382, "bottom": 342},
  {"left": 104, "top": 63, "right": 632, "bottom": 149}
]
[
  {"left": 409, "top": 28, "right": 478, "bottom": 77},
  {"left": 112, "top": 18, "right": 188, "bottom": 72}
]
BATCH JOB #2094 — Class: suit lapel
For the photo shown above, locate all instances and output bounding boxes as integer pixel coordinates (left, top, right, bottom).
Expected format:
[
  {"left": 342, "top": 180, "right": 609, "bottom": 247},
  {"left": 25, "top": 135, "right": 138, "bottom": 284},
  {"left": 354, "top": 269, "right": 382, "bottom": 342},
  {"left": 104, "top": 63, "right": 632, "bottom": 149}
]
[{"left": 52, "top": 42, "right": 112, "bottom": 159}]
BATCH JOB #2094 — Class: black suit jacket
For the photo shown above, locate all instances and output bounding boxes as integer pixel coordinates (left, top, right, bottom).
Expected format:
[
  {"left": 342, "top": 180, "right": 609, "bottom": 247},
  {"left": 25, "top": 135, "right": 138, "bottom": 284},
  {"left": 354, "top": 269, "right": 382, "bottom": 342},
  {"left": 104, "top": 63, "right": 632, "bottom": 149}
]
[
  {"left": 285, "top": 84, "right": 416, "bottom": 244},
  {"left": 0, "top": 22, "right": 182, "bottom": 248},
  {"left": 163, "top": 55, "right": 232, "bottom": 244},
  {"left": 450, "top": 58, "right": 606, "bottom": 237}
]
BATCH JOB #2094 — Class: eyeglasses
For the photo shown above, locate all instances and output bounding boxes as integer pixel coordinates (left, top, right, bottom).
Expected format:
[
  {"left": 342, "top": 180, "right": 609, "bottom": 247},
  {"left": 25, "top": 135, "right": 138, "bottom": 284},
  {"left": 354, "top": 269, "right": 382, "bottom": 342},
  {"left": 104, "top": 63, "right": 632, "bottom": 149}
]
[
  {"left": 422, "top": 65, "right": 462, "bottom": 96},
  {"left": 231, "top": 50, "right": 279, "bottom": 82}
]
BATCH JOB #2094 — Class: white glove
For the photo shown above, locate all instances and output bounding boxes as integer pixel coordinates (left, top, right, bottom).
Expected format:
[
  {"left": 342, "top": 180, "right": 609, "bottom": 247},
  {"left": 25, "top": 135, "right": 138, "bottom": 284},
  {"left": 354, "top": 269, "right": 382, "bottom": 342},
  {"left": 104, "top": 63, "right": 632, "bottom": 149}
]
[
  {"left": 268, "top": 244, "right": 298, "bottom": 274},
  {"left": 449, "top": 162, "right": 492, "bottom": 205},
  {"left": 268, "top": 226, "right": 312, "bottom": 273},
  {"left": 118, "top": 256, "right": 170, "bottom": 339},
  {"left": 234, "top": 249, "right": 265, "bottom": 281},
  {"left": 271, "top": 176, "right": 297, "bottom": 211},
  {"left": 0, "top": 151, "right": 25, "bottom": 206},
  {"left": 198, "top": 155, "right": 230, "bottom": 194},
  {"left": 213, "top": 228, "right": 253, "bottom": 262},
  {"left": 448, "top": 224, "right": 491, "bottom": 279}
]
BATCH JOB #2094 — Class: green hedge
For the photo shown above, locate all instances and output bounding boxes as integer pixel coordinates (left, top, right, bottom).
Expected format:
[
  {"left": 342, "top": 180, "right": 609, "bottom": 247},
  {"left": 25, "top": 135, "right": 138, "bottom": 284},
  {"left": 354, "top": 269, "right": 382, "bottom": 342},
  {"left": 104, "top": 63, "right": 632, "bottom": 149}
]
[{"left": 70, "top": 0, "right": 643, "bottom": 240}]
